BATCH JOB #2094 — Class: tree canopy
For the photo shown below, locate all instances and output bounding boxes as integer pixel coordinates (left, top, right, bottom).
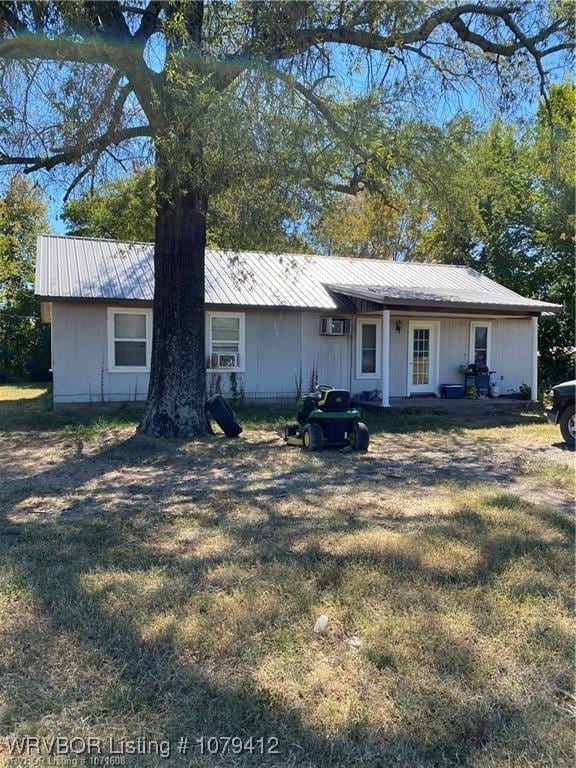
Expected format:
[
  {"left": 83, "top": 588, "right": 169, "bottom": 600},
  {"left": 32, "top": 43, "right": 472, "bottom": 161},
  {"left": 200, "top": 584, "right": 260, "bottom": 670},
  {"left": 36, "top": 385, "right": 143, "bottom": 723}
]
[
  {"left": 63, "top": 166, "right": 310, "bottom": 252},
  {"left": 312, "top": 83, "right": 575, "bottom": 385},
  {"left": 0, "top": 174, "right": 50, "bottom": 381}
]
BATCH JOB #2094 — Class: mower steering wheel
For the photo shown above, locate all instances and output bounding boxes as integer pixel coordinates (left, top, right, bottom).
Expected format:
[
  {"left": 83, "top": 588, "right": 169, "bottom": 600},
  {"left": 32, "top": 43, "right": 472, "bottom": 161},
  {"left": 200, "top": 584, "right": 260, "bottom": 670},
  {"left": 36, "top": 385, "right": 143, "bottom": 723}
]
[{"left": 315, "top": 384, "right": 334, "bottom": 393}]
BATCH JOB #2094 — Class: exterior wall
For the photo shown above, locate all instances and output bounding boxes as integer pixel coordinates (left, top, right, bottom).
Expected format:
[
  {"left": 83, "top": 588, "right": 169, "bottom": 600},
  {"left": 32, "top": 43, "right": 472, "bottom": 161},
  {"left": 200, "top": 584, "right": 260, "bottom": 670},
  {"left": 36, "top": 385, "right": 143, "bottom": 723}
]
[
  {"left": 51, "top": 303, "right": 150, "bottom": 404},
  {"left": 212, "top": 311, "right": 303, "bottom": 399},
  {"left": 50, "top": 303, "right": 535, "bottom": 405},
  {"left": 490, "top": 317, "right": 535, "bottom": 395},
  {"left": 300, "top": 313, "right": 352, "bottom": 392},
  {"left": 389, "top": 315, "right": 408, "bottom": 396},
  {"left": 350, "top": 314, "right": 383, "bottom": 396},
  {"left": 51, "top": 303, "right": 353, "bottom": 404},
  {"left": 210, "top": 311, "right": 353, "bottom": 398}
]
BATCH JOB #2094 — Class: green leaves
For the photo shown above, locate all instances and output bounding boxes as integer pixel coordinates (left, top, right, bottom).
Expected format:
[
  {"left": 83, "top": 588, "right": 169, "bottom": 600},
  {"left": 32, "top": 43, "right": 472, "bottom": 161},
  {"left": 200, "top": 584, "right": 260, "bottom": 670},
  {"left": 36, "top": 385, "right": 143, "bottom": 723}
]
[
  {"left": 62, "top": 166, "right": 310, "bottom": 253},
  {"left": 63, "top": 168, "right": 156, "bottom": 242},
  {"left": 0, "top": 175, "right": 47, "bottom": 294},
  {"left": 0, "top": 175, "right": 50, "bottom": 381}
]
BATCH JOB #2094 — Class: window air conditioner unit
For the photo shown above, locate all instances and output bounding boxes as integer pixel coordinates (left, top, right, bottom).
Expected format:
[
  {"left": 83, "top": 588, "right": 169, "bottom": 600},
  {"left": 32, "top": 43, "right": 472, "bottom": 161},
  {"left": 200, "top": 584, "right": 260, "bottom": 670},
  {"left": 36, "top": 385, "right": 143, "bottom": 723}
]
[
  {"left": 320, "top": 317, "right": 350, "bottom": 336},
  {"left": 212, "top": 353, "right": 238, "bottom": 368}
]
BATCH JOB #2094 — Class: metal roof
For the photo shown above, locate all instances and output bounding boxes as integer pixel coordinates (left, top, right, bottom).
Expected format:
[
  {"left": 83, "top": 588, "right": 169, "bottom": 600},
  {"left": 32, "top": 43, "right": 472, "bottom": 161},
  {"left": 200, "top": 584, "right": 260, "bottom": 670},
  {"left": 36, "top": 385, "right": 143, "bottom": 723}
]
[
  {"left": 327, "top": 283, "right": 562, "bottom": 314},
  {"left": 35, "top": 235, "right": 562, "bottom": 315}
]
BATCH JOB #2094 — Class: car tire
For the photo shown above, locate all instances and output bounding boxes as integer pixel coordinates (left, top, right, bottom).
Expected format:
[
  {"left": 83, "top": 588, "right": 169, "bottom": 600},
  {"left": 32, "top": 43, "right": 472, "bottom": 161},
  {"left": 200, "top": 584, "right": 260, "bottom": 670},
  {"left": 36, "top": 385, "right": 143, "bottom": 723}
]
[
  {"left": 350, "top": 422, "right": 370, "bottom": 451},
  {"left": 206, "top": 395, "right": 243, "bottom": 437},
  {"left": 303, "top": 423, "right": 324, "bottom": 451},
  {"left": 559, "top": 406, "right": 575, "bottom": 448}
]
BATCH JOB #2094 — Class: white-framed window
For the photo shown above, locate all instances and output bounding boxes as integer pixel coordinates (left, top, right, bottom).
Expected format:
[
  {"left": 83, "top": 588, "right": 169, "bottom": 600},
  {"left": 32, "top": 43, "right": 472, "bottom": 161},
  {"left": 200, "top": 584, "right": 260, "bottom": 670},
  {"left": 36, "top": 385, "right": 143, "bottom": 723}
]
[
  {"left": 469, "top": 321, "right": 492, "bottom": 368},
  {"left": 356, "top": 317, "right": 381, "bottom": 379},
  {"left": 107, "top": 307, "right": 152, "bottom": 373},
  {"left": 207, "top": 312, "right": 245, "bottom": 372}
]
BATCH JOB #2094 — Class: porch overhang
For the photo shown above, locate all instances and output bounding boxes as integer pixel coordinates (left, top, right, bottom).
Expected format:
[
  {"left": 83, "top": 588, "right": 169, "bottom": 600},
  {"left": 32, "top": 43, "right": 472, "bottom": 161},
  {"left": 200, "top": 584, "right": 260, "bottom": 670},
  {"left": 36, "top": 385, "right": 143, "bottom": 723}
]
[{"left": 325, "top": 283, "right": 563, "bottom": 317}]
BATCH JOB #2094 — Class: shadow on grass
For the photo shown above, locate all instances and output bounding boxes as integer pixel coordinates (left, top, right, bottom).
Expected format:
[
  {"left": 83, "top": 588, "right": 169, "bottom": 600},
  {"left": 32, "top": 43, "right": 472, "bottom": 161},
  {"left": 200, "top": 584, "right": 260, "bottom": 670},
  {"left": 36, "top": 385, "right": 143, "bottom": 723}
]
[
  {"left": 0, "top": 429, "right": 573, "bottom": 766},
  {"left": 0, "top": 424, "right": 532, "bottom": 509}
]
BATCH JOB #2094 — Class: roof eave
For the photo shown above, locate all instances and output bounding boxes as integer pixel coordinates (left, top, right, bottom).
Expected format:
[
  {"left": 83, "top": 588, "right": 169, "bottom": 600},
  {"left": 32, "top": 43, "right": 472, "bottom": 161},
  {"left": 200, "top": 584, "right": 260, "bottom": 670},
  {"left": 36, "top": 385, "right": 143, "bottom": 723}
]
[
  {"left": 326, "top": 286, "right": 563, "bottom": 315},
  {"left": 34, "top": 292, "right": 563, "bottom": 315},
  {"left": 33, "top": 294, "right": 347, "bottom": 312}
]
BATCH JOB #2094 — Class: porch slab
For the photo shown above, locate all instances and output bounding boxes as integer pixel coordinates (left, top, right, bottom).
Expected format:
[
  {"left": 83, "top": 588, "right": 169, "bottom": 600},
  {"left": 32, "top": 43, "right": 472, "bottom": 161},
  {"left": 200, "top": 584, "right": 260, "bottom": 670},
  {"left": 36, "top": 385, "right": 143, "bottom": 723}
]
[{"left": 356, "top": 397, "right": 540, "bottom": 413}]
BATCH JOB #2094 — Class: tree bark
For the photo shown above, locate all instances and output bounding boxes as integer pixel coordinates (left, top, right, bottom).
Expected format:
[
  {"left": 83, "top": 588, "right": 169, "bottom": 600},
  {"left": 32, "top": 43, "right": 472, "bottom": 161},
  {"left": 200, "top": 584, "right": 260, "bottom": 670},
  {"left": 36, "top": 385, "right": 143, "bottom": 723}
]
[{"left": 138, "top": 152, "right": 208, "bottom": 438}]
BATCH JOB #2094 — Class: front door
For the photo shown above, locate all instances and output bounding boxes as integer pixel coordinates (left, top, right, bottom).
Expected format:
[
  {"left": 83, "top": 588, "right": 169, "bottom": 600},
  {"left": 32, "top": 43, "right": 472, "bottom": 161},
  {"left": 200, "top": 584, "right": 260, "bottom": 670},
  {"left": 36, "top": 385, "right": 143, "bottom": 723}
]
[{"left": 407, "top": 321, "right": 440, "bottom": 395}]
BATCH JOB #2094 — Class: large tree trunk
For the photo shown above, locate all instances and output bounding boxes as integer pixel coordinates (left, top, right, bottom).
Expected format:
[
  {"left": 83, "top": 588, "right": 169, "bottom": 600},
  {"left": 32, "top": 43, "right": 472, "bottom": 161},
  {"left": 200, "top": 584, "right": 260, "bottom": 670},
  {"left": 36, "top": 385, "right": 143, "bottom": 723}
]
[{"left": 138, "top": 158, "right": 208, "bottom": 438}]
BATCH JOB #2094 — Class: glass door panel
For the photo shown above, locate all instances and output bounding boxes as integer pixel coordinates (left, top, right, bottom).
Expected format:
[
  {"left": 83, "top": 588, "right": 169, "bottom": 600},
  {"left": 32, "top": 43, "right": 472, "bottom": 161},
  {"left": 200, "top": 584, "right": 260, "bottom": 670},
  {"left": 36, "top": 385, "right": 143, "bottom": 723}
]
[{"left": 412, "top": 328, "right": 430, "bottom": 385}]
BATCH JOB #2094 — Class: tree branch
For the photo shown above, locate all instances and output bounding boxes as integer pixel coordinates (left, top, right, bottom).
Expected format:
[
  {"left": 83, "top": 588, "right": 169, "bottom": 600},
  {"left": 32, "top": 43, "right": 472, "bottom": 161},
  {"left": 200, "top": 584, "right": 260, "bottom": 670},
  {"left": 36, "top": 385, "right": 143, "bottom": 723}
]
[
  {"left": 75, "top": 71, "right": 124, "bottom": 147},
  {"left": 0, "top": 33, "right": 119, "bottom": 67},
  {"left": 134, "top": 0, "right": 165, "bottom": 42},
  {"left": 63, "top": 157, "right": 100, "bottom": 203},
  {"left": 240, "top": 3, "right": 571, "bottom": 65},
  {"left": 84, "top": 1, "right": 132, "bottom": 40},
  {"left": 0, "top": 2, "right": 26, "bottom": 34},
  {"left": 499, "top": 11, "right": 563, "bottom": 113},
  {"left": 448, "top": 15, "right": 565, "bottom": 58},
  {"left": 0, "top": 25, "right": 164, "bottom": 129},
  {"left": 0, "top": 125, "right": 151, "bottom": 173},
  {"left": 272, "top": 68, "right": 372, "bottom": 164}
]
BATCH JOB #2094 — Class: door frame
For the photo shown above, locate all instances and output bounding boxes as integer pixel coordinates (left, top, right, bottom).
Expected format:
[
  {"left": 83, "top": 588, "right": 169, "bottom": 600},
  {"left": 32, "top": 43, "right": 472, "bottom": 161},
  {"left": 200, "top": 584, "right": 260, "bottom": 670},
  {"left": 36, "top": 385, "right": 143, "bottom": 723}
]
[{"left": 406, "top": 320, "right": 441, "bottom": 395}]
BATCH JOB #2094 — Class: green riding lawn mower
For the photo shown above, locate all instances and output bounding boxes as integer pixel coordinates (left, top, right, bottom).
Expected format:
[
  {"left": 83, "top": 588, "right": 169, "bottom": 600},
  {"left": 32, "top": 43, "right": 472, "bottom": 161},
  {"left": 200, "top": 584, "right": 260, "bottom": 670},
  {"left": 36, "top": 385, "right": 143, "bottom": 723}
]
[{"left": 284, "top": 385, "right": 370, "bottom": 452}]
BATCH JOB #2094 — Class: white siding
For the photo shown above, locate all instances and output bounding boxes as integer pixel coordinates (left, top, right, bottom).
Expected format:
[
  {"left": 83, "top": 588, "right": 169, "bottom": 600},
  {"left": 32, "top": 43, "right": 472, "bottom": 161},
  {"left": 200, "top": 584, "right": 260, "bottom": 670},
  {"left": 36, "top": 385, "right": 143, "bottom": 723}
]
[
  {"left": 396, "top": 315, "right": 533, "bottom": 397},
  {"left": 50, "top": 303, "right": 536, "bottom": 405},
  {"left": 51, "top": 304, "right": 353, "bottom": 404},
  {"left": 300, "top": 313, "right": 352, "bottom": 392},
  {"left": 434, "top": 316, "right": 534, "bottom": 395},
  {"left": 238, "top": 311, "right": 302, "bottom": 398},
  {"left": 389, "top": 315, "right": 408, "bottom": 396},
  {"left": 352, "top": 313, "right": 534, "bottom": 399},
  {"left": 351, "top": 314, "right": 384, "bottom": 396},
  {"left": 491, "top": 317, "right": 535, "bottom": 395},
  {"left": 438, "top": 317, "right": 470, "bottom": 386},
  {"left": 52, "top": 303, "right": 150, "bottom": 404}
]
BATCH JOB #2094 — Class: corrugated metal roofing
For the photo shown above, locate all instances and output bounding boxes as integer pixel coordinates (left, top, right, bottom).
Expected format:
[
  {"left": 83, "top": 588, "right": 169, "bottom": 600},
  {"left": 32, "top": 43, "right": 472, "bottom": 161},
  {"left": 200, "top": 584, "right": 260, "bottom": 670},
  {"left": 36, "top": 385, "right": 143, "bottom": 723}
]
[
  {"left": 35, "top": 235, "right": 562, "bottom": 314},
  {"left": 327, "top": 283, "right": 561, "bottom": 313}
]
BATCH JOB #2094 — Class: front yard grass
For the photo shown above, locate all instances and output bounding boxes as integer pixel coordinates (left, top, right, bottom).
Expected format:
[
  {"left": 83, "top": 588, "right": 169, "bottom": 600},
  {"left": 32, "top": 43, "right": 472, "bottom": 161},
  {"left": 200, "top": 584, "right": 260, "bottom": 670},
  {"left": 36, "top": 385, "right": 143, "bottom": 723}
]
[{"left": 0, "top": 385, "right": 574, "bottom": 767}]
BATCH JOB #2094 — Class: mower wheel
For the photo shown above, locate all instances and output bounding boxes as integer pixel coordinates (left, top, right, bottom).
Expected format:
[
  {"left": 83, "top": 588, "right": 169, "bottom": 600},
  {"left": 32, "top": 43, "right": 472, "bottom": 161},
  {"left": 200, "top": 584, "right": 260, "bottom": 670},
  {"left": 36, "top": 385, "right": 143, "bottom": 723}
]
[
  {"left": 303, "top": 423, "right": 324, "bottom": 451},
  {"left": 350, "top": 422, "right": 369, "bottom": 451}
]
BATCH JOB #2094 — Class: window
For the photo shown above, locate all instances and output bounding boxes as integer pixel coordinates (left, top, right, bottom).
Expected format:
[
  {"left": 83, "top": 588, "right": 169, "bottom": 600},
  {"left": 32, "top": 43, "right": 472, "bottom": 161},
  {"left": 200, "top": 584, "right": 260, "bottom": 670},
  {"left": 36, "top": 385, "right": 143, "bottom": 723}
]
[
  {"left": 107, "top": 308, "right": 152, "bottom": 372},
  {"left": 469, "top": 321, "right": 492, "bottom": 368},
  {"left": 356, "top": 318, "right": 381, "bottom": 378},
  {"left": 208, "top": 312, "right": 245, "bottom": 371}
]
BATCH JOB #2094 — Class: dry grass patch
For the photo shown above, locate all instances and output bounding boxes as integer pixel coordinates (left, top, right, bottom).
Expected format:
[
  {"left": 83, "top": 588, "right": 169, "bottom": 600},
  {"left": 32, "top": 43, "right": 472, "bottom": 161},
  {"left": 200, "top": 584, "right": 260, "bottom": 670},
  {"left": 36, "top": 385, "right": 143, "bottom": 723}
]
[{"left": 0, "top": 389, "right": 574, "bottom": 767}]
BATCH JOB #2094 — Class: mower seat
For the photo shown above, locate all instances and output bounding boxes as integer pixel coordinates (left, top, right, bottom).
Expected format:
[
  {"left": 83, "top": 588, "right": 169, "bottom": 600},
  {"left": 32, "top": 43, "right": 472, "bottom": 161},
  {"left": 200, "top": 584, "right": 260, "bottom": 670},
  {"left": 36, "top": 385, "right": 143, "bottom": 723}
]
[
  {"left": 298, "top": 393, "right": 321, "bottom": 423},
  {"left": 317, "top": 389, "right": 351, "bottom": 411}
]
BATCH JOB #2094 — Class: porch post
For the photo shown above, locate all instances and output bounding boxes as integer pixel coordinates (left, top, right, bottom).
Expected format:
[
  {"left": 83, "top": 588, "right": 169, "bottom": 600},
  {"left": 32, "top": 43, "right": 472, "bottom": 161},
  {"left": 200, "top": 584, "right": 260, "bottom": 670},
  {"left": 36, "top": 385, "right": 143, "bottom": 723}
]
[
  {"left": 531, "top": 316, "right": 539, "bottom": 402},
  {"left": 381, "top": 309, "right": 390, "bottom": 407}
]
